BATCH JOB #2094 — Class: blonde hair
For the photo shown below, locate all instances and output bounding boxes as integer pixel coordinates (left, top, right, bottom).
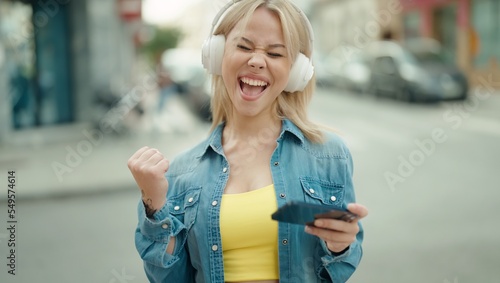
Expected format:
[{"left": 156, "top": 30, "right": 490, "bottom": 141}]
[{"left": 209, "top": 0, "right": 324, "bottom": 143}]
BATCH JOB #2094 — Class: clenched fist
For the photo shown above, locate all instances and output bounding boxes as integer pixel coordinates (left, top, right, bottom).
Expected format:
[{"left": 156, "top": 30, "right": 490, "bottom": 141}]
[{"left": 127, "top": 146, "right": 170, "bottom": 213}]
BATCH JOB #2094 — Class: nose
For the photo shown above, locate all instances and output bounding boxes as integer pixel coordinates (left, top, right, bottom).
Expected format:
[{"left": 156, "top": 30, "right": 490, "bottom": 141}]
[{"left": 248, "top": 52, "right": 266, "bottom": 70}]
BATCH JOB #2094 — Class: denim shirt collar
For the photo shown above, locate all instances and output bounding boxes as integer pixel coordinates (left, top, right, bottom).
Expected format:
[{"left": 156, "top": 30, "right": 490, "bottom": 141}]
[{"left": 194, "top": 119, "right": 305, "bottom": 159}]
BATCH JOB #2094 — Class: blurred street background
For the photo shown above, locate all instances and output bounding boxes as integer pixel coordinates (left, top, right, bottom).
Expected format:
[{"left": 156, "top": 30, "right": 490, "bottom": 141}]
[{"left": 0, "top": 0, "right": 499, "bottom": 282}]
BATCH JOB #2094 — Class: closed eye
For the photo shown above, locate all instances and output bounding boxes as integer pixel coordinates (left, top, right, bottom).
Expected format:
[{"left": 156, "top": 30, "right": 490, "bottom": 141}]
[
  {"left": 268, "top": 52, "right": 283, "bottom": 58},
  {"left": 237, "top": 44, "right": 251, "bottom": 51}
]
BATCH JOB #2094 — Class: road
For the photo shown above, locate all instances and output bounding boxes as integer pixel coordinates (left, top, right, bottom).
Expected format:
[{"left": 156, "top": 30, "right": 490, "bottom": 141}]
[
  {"left": 1, "top": 86, "right": 499, "bottom": 282},
  {"left": 312, "top": 87, "right": 500, "bottom": 283}
]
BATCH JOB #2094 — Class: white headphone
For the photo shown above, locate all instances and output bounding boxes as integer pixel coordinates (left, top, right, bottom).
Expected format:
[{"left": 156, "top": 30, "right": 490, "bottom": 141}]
[{"left": 201, "top": 0, "right": 315, "bottom": 92}]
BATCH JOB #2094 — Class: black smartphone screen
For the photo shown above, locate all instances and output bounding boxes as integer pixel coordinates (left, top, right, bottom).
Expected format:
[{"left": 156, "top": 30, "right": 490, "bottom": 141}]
[{"left": 271, "top": 201, "right": 358, "bottom": 225}]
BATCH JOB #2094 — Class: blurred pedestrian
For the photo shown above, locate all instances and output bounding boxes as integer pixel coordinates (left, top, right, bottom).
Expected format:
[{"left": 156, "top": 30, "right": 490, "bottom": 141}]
[
  {"left": 156, "top": 61, "right": 176, "bottom": 113},
  {"left": 10, "top": 65, "right": 31, "bottom": 128},
  {"left": 128, "top": 1, "right": 367, "bottom": 282}
]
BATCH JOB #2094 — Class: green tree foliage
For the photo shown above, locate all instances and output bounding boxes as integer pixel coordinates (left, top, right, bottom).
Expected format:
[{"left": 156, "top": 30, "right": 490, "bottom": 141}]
[{"left": 140, "top": 26, "right": 183, "bottom": 64}]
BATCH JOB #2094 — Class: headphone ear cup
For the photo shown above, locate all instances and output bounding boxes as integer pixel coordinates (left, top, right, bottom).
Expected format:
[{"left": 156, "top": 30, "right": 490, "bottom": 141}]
[
  {"left": 285, "top": 53, "right": 314, "bottom": 92},
  {"left": 202, "top": 34, "right": 226, "bottom": 75}
]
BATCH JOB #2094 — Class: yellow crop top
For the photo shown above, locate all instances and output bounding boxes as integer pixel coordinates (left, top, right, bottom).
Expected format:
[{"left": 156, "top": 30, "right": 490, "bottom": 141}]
[{"left": 220, "top": 184, "right": 279, "bottom": 281}]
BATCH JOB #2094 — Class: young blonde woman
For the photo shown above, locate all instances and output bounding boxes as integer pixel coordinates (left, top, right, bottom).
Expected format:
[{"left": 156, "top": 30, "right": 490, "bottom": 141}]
[{"left": 128, "top": 1, "right": 368, "bottom": 282}]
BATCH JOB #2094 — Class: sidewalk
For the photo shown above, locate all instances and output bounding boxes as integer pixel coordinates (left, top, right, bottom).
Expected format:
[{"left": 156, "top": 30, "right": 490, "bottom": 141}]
[{"left": 0, "top": 95, "right": 211, "bottom": 201}]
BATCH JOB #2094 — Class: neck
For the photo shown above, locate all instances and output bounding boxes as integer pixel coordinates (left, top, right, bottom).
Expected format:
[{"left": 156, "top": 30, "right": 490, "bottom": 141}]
[{"left": 223, "top": 114, "right": 282, "bottom": 144}]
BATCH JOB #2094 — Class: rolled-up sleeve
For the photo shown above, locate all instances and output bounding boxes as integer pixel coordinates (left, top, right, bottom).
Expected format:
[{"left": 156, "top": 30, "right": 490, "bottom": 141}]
[
  {"left": 134, "top": 200, "right": 194, "bottom": 283},
  {"left": 318, "top": 223, "right": 364, "bottom": 282}
]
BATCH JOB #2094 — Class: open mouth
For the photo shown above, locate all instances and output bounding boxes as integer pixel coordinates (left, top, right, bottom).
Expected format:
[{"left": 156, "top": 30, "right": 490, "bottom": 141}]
[{"left": 239, "top": 77, "right": 268, "bottom": 98}]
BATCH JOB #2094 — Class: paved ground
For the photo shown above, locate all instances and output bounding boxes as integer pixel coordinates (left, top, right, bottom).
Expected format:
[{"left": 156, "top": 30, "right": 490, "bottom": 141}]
[{"left": 0, "top": 85, "right": 499, "bottom": 283}]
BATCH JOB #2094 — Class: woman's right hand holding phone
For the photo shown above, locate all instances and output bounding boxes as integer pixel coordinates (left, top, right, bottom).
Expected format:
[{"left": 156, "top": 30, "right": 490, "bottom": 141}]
[{"left": 127, "top": 146, "right": 170, "bottom": 213}]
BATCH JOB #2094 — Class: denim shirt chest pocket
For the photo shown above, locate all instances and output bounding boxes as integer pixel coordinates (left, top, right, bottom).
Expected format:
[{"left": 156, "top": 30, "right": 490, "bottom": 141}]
[
  {"left": 167, "top": 187, "right": 202, "bottom": 230},
  {"left": 299, "top": 177, "right": 345, "bottom": 209}
]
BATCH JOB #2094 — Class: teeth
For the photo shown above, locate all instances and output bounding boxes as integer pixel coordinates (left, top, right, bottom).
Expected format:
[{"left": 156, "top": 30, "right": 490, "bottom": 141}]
[{"left": 241, "top": 77, "right": 267, "bottom": 87}]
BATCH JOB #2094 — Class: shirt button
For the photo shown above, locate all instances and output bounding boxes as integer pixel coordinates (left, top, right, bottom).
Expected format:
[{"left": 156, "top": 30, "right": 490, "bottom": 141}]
[
  {"left": 282, "top": 239, "right": 288, "bottom": 245},
  {"left": 279, "top": 193, "right": 286, "bottom": 198},
  {"left": 222, "top": 167, "right": 228, "bottom": 173},
  {"left": 188, "top": 197, "right": 194, "bottom": 203},
  {"left": 309, "top": 188, "right": 315, "bottom": 194},
  {"left": 330, "top": 196, "right": 337, "bottom": 201},
  {"left": 212, "top": 200, "right": 218, "bottom": 206},
  {"left": 174, "top": 205, "right": 180, "bottom": 211},
  {"left": 161, "top": 223, "right": 169, "bottom": 229},
  {"left": 212, "top": 245, "right": 218, "bottom": 251},
  {"left": 274, "top": 161, "right": 279, "bottom": 166}
]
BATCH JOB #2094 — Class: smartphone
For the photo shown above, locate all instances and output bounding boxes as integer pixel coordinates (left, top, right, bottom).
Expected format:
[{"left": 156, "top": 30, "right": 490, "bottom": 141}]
[{"left": 271, "top": 201, "right": 358, "bottom": 226}]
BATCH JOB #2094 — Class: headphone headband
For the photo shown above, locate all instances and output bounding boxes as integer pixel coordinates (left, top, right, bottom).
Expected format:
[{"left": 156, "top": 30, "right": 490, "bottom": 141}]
[{"left": 209, "top": 0, "right": 314, "bottom": 54}]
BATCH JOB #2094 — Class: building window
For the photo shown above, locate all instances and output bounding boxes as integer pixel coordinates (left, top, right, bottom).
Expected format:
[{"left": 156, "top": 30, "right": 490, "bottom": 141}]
[
  {"left": 1, "top": 1, "right": 73, "bottom": 129},
  {"left": 403, "top": 11, "right": 421, "bottom": 40},
  {"left": 433, "top": 3, "right": 457, "bottom": 65},
  {"left": 471, "top": 0, "right": 500, "bottom": 68},
  {"left": 0, "top": 2, "right": 36, "bottom": 129}
]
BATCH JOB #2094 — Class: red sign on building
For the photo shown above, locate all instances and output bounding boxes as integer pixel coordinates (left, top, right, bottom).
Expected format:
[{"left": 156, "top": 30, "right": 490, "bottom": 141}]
[{"left": 118, "top": 0, "right": 142, "bottom": 22}]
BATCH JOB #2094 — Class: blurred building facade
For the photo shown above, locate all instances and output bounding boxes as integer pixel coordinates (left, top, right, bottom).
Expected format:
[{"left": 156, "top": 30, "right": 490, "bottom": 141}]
[
  {"left": 0, "top": 0, "right": 142, "bottom": 143},
  {"left": 310, "top": 0, "right": 499, "bottom": 90},
  {"left": 310, "top": 0, "right": 379, "bottom": 55},
  {"left": 398, "top": 0, "right": 500, "bottom": 89}
]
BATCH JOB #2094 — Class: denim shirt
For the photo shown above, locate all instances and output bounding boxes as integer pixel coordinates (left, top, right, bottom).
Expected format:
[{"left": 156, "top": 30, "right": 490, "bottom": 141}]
[{"left": 135, "top": 119, "right": 364, "bottom": 283}]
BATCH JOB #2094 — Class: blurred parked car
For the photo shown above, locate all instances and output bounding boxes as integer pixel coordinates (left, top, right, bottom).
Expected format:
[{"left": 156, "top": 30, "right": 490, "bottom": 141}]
[
  {"left": 314, "top": 49, "right": 343, "bottom": 88},
  {"left": 338, "top": 46, "right": 371, "bottom": 93},
  {"left": 161, "top": 48, "right": 212, "bottom": 121},
  {"left": 314, "top": 46, "right": 371, "bottom": 93},
  {"left": 365, "top": 39, "right": 468, "bottom": 102}
]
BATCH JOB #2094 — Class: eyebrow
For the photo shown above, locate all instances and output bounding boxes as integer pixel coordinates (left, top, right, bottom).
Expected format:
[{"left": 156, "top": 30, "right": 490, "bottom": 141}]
[{"left": 240, "top": 37, "right": 286, "bottom": 49}]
